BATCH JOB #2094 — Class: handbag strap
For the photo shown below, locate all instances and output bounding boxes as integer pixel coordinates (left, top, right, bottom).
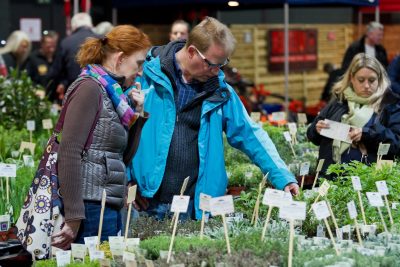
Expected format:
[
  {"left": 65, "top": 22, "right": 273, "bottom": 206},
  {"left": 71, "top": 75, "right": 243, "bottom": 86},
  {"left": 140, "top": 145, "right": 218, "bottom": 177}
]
[{"left": 54, "top": 77, "right": 103, "bottom": 151}]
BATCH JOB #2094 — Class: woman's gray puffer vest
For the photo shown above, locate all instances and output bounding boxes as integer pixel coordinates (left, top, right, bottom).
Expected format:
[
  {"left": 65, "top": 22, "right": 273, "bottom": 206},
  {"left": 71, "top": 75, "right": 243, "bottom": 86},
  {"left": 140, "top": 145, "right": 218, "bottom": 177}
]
[{"left": 65, "top": 76, "right": 128, "bottom": 210}]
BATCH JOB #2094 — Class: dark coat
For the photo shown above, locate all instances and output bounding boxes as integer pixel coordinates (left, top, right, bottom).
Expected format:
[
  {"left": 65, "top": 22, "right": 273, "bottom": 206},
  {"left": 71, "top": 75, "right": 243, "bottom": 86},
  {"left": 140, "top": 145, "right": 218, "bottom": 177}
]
[
  {"left": 388, "top": 55, "right": 400, "bottom": 95},
  {"left": 341, "top": 35, "right": 388, "bottom": 71}
]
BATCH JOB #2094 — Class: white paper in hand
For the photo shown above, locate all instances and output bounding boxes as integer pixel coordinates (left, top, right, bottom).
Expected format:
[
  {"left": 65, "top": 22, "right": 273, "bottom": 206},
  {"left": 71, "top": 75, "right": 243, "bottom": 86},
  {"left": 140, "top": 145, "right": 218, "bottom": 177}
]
[
  {"left": 351, "top": 176, "right": 362, "bottom": 191},
  {"left": 312, "top": 201, "right": 331, "bottom": 220},
  {"left": 210, "top": 195, "right": 234, "bottom": 216},
  {"left": 366, "top": 192, "right": 384, "bottom": 207},
  {"left": 319, "top": 119, "right": 352, "bottom": 143},
  {"left": 347, "top": 200, "right": 358, "bottom": 219},
  {"left": 170, "top": 195, "right": 190, "bottom": 213},
  {"left": 279, "top": 201, "right": 306, "bottom": 221},
  {"left": 375, "top": 181, "right": 389, "bottom": 196},
  {"left": 199, "top": 193, "right": 211, "bottom": 212},
  {"left": 0, "top": 163, "right": 17, "bottom": 177}
]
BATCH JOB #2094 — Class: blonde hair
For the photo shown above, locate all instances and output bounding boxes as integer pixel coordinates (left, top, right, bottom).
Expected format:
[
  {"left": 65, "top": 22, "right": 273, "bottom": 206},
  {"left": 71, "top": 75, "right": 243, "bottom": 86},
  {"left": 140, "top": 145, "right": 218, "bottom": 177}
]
[
  {"left": 185, "top": 16, "right": 236, "bottom": 56},
  {"left": 0, "top": 30, "right": 32, "bottom": 65},
  {"left": 333, "top": 53, "right": 389, "bottom": 112},
  {"left": 76, "top": 25, "right": 151, "bottom": 67}
]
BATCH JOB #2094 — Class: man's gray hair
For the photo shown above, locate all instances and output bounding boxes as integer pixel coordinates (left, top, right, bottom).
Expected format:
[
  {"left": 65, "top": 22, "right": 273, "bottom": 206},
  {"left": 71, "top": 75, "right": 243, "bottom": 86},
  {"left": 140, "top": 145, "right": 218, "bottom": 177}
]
[
  {"left": 367, "top": 21, "right": 383, "bottom": 33},
  {"left": 71, "top": 13, "right": 93, "bottom": 32}
]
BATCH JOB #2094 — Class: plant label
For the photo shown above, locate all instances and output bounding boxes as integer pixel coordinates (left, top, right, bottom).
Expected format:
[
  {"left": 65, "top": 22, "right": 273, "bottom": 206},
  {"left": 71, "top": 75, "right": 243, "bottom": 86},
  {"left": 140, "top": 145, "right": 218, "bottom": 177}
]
[
  {"left": 316, "top": 159, "right": 325, "bottom": 172},
  {"left": 375, "top": 181, "right": 389, "bottom": 196},
  {"left": 262, "top": 188, "right": 292, "bottom": 207},
  {"left": 299, "top": 162, "right": 310, "bottom": 176},
  {"left": 271, "top": 111, "right": 286, "bottom": 122},
  {"left": 56, "top": 250, "right": 71, "bottom": 267},
  {"left": 42, "top": 119, "right": 53, "bottom": 129},
  {"left": 22, "top": 155, "right": 34, "bottom": 167},
  {"left": 392, "top": 202, "right": 399, "bottom": 210},
  {"left": 84, "top": 236, "right": 98, "bottom": 252},
  {"left": 11, "top": 151, "right": 20, "bottom": 158},
  {"left": 89, "top": 250, "right": 104, "bottom": 261},
  {"left": 318, "top": 181, "right": 330, "bottom": 196},
  {"left": 123, "top": 251, "right": 136, "bottom": 262},
  {"left": 312, "top": 201, "right": 330, "bottom": 220},
  {"left": 366, "top": 192, "right": 384, "bottom": 207},
  {"left": 377, "top": 143, "right": 390, "bottom": 156},
  {"left": 127, "top": 185, "right": 137, "bottom": 203},
  {"left": 0, "top": 215, "right": 10, "bottom": 231},
  {"left": 351, "top": 176, "right": 362, "bottom": 191},
  {"left": 0, "top": 163, "right": 16, "bottom": 177},
  {"left": 283, "top": 131, "right": 292, "bottom": 142},
  {"left": 19, "top": 141, "right": 36, "bottom": 155},
  {"left": 250, "top": 112, "right": 261, "bottom": 122},
  {"left": 100, "top": 259, "right": 111, "bottom": 267},
  {"left": 26, "top": 120, "right": 36, "bottom": 131},
  {"left": 51, "top": 246, "right": 62, "bottom": 259},
  {"left": 376, "top": 160, "right": 394, "bottom": 170},
  {"left": 71, "top": 243, "right": 86, "bottom": 262},
  {"left": 297, "top": 113, "right": 308, "bottom": 124},
  {"left": 288, "top": 122, "right": 297, "bottom": 135},
  {"left": 336, "top": 228, "right": 343, "bottom": 241},
  {"left": 316, "top": 224, "right": 325, "bottom": 237},
  {"left": 320, "top": 119, "right": 352, "bottom": 143},
  {"left": 279, "top": 201, "right": 306, "bottom": 221},
  {"left": 342, "top": 225, "right": 351, "bottom": 233},
  {"left": 170, "top": 195, "right": 190, "bottom": 213},
  {"left": 210, "top": 195, "right": 234, "bottom": 216},
  {"left": 125, "top": 260, "right": 138, "bottom": 267},
  {"left": 347, "top": 201, "right": 358, "bottom": 219},
  {"left": 199, "top": 193, "right": 211, "bottom": 212}
]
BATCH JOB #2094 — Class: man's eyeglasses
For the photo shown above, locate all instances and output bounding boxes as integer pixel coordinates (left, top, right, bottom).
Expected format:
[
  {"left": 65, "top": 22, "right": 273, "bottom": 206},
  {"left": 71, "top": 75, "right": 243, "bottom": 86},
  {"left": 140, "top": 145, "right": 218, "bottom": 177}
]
[{"left": 193, "top": 47, "right": 230, "bottom": 69}]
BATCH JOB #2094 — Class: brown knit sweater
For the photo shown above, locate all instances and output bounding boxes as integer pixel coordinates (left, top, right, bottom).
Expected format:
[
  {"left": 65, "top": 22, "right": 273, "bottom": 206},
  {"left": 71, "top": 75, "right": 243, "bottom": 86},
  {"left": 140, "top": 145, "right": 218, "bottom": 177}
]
[{"left": 58, "top": 79, "right": 147, "bottom": 222}]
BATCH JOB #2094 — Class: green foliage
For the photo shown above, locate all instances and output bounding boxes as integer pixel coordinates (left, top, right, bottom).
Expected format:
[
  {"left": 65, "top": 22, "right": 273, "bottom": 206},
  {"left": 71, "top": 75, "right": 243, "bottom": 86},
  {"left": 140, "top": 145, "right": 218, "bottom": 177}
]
[{"left": 0, "top": 69, "right": 51, "bottom": 130}]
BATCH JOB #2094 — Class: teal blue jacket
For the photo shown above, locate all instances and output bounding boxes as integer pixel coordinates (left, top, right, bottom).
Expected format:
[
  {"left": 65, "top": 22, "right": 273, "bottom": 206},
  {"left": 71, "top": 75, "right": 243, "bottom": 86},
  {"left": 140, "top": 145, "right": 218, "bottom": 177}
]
[{"left": 127, "top": 49, "right": 297, "bottom": 219}]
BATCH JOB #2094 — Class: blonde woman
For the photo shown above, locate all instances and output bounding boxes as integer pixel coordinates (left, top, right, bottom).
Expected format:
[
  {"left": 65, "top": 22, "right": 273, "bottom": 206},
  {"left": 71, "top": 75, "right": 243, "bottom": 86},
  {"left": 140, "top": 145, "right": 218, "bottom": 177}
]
[
  {"left": 307, "top": 53, "right": 400, "bottom": 176},
  {"left": 0, "top": 30, "right": 31, "bottom": 75}
]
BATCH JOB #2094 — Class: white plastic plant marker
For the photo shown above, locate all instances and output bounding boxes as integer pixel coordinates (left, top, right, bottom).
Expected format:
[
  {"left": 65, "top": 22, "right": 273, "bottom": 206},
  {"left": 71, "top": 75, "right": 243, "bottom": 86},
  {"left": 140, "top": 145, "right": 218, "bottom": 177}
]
[
  {"left": 199, "top": 193, "right": 211, "bottom": 239},
  {"left": 89, "top": 250, "right": 104, "bottom": 261},
  {"left": 170, "top": 177, "right": 190, "bottom": 228},
  {"left": 210, "top": 195, "right": 234, "bottom": 255},
  {"left": 297, "top": 113, "right": 307, "bottom": 125},
  {"left": 375, "top": 181, "right": 393, "bottom": 225},
  {"left": 56, "top": 250, "right": 71, "bottom": 267},
  {"left": 26, "top": 120, "right": 35, "bottom": 143},
  {"left": 71, "top": 243, "right": 86, "bottom": 262},
  {"left": 352, "top": 176, "right": 367, "bottom": 224},
  {"left": 271, "top": 111, "right": 286, "bottom": 122},
  {"left": 125, "top": 185, "right": 137, "bottom": 241},
  {"left": 299, "top": 162, "right": 310, "bottom": 189},
  {"left": 23, "top": 155, "right": 34, "bottom": 167},
  {"left": 0, "top": 163, "right": 16, "bottom": 204},
  {"left": 347, "top": 201, "right": 363, "bottom": 246},
  {"left": 42, "top": 118, "right": 53, "bottom": 129},
  {"left": 84, "top": 236, "right": 98, "bottom": 252},
  {"left": 283, "top": 131, "right": 296, "bottom": 156},
  {"left": 366, "top": 192, "right": 388, "bottom": 233},
  {"left": 309, "top": 180, "right": 330, "bottom": 213},
  {"left": 312, "top": 159, "right": 325, "bottom": 189}
]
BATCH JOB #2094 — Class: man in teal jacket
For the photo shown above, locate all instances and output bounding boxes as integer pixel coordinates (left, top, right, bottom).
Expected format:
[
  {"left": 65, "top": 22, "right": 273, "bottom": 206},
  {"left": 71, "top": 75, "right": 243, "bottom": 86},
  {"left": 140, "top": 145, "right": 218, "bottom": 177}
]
[{"left": 127, "top": 17, "right": 298, "bottom": 220}]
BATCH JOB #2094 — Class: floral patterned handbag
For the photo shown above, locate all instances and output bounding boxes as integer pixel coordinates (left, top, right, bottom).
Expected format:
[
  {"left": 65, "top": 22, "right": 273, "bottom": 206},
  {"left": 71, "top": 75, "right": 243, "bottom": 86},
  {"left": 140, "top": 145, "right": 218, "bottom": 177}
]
[{"left": 16, "top": 78, "right": 102, "bottom": 259}]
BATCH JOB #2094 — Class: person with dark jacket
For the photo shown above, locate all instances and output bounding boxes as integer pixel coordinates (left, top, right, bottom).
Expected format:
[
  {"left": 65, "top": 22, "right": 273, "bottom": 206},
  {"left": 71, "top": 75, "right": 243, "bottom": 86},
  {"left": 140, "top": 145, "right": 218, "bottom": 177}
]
[
  {"left": 47, "top": 13, "right": 98, "bottom": 102},
  {"left": 341, "top": 22, "right": 388, "bottom": 72},
  {"left": 51, "top": 25, "right": 151, "bottom": 250},
  {"left": 308, "top": 53, "right": 399, "bottom": 176},
  {"left": 0, "top": 30, "right": 31, "bottom": 75},
  {"left": 388, "top": 55, "right": 400, "bottom": 95}
]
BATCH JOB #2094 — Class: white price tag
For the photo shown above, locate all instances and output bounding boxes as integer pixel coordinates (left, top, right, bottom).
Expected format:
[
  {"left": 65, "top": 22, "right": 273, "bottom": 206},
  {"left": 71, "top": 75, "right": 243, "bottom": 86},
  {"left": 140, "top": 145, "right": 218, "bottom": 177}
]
[
  {"left": 0, "top": 163, "right": 17, "bottom": 177},
  {"left": 271, "top": 111, "right": 286, "bottom": 121},
  {"left": 170, "top": 195, "right": 190, "bottom": 213},
  {"left": 351, "top": 176, "right": 362, "bottom": 191},
  {"left": 299, "top": 162, "right": 310, "bottom": 176},
  {"left": 347, "top": 200, "right": 358, "bottom": 219},
  {"left": 262, "top": 188, "right": 292, "bottom": 207},
  {"left": 127, "top": 185, "right": 137, "bottom": 203},
  {"left": 250, "top": 112, "right": 261, "bottom": 122},
  {"left": 26, "top": 120, "right": 36, "bottom": 131},
  {"left": 23, "top": 155, "right": 34, "bottom": 167},
  {"left": 375, "top": 181, "right": 389, "bottom": 196},
  {"left": 279, "top": 201, "right": 306, "bottom": 221},
  {"left": 56, "top": 250, "right": 71, "bottom": 267},
  {"left": 312, "top": 201, "right": 331, "bottom": 220},
  {"left": 366, "top": 192, "right": 384, "bottom": 207},
  {"left": 297, "top": 113, "right": 307, "bottom": 124},
  {"left": 199, "top": 193, "right": 211, "bottom": 212},
  {"left": 283, "top": 131, "right": 292, "bottom": 142},
  {"left": 0, "top": 215, "right": 10, "bottom": 231},
  {"left": 123, "top": 251, "right": 136, "bottom": 262},
  {"left": 210, "top": 195, "right": 234, "bottom": 216},
  {"left": 89, "top": 250, "right": 104, "bottom": 261},
  {"left": 42, "top": 119, "right": 53, "bottom": 129},
  {"left": 316, "top": 159, "right": 325, "bottom": 172},
  {"left": 125, "top": 238, "right": 140, "bottom": 248},
  {"left": 318, "top": 181, "right": 330, "bottom": 197},
  {"left": 377, "top": 143, "right": 390, "bottom": 156},
  {"left": 287, "top": 122, "right": 297, "bottom": 135},
  {"left": 19, "top": 141, "right": 36, "bottom": 155},
  {"left": 71, "top": 243, "right": 86, "bottom": 261},
  {"left": 84, "top": 236, "right": 98, "bottom": 251}
]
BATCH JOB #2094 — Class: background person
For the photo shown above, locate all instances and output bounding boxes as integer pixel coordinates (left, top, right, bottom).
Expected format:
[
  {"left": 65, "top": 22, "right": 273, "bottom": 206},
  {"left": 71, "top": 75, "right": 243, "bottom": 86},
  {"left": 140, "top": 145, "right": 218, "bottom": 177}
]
[
  {"left": 169, "top": 19, "right": 190, "bottom": 41},
  {"left": 51, "top": 25, "right": 151, "bottom": 249},
  {"left": 0, "top": 30, "right": 31, "bottom": 75}
]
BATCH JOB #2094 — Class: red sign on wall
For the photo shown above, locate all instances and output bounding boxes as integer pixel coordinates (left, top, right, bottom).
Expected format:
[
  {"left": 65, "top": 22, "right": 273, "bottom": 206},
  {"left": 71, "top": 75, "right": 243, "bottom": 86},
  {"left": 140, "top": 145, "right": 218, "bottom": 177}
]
[{"left": 268, "top": 29, "right": 318, "bottom": 72}]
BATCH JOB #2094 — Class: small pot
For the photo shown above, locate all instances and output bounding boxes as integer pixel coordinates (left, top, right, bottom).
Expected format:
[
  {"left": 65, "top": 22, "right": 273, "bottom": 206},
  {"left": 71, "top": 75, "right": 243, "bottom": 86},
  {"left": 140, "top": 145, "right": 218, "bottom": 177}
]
[{"left": 227, "top": 186, "right": 246, "bottom": 196}]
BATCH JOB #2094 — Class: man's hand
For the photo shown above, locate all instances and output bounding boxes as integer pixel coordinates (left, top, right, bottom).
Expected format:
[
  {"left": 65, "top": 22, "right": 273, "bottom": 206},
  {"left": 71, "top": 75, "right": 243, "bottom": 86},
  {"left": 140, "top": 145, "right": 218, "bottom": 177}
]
[
  {"left": 129, "top": 82, "right": 144, "bottom": 115},
  {"left": 51, "top": 220, "right": 81, "bottom": 250},
  {"left": 284, "top": 183, "right": 299, "bottom": 196},
  {"left": 133, "top": 190, "right": 149, "bottom": 211}
]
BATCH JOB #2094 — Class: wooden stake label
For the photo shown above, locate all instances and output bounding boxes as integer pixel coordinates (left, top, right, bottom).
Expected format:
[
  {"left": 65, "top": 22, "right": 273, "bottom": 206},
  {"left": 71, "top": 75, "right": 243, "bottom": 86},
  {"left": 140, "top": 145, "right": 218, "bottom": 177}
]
[
  {"left": 71, "top": 243, "right": 86, "bottom": 262},
  {"left": 271, "top": 111, "right": 286, "bottom": 122},
  {"left": 351, "top": 176, "right": 362, "bottom": 191},
  {"left": 170, "top": 195, "right": 190, "bottom": 213},
  {"left": 318, "top": 181, "right": 330, "bottom": 197},
  {"left": 19, "top": 141, "right": 36, "bottom": 155},
  {"left": 283, "top": 131, "right": 292, "bottom": 142},
  {"left": 347, "top": 201, "right": 358, "bottom": 219},
  {"left": 23, "top": 155, "right": 34, "bottom": 167},
  {"left": 312, "top": 201, "right": 331, "bottom": 220},
  {"left": 377, "top": 143, "right": 390, "bottom": 156},
  {"left": 26, "top": 120, "right": 36, "bottom": 131},
  {"left": 210, "top": 195, "right": 234, "bottom": 216},
  {"left": 297, "top": 113, "right": 307, "bottom": 124},
  {"left": 89, "top": 250, "right": 104, "bottom": 261},
  {"left": 316, "top": 159, "right": 325, "bottom": 172},
  {"left": 0, "top": 163, "right": 16, "bottom": 177},
  {"left": 375, "top": 181, "right": 389, "bottom": 196},
  {"left": 376, "top": 160, "right": 394, "bottom": 170},
  {"left": 199, "top": 193, "right": 211, "bottom": 212},
  {"left": 56, "top": 250, "right": 71, "bottom": 267},
  {"left": 279, "top": 201, "right": 306, "bottom": 221},
  {"left": 84, "top": 236, "right": 98, "bottom": 252},
  {"left": 262, "top": 188, "right": 292, "bottom": 207},
  {"left": 288, "top": 122, "right": 297, "bottom": 135},
  {"left": 299, "top": 162, "right": 310, "bottom": 176},
  {"left": 42, "top": 119, "right": 53, "bottom": 129},
  {"left": 366, "top": 192, "right": 384, "bottom": 207}
]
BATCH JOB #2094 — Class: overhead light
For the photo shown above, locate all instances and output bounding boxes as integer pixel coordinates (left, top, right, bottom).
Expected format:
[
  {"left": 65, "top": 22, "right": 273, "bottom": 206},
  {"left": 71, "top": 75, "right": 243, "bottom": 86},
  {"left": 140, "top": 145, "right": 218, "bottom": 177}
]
[
  {"left": 228, "top": 1, "right": 239, "bottom": 7},
  {"left": 1, "top": 40, "right": 6, "bottom": 45}
]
